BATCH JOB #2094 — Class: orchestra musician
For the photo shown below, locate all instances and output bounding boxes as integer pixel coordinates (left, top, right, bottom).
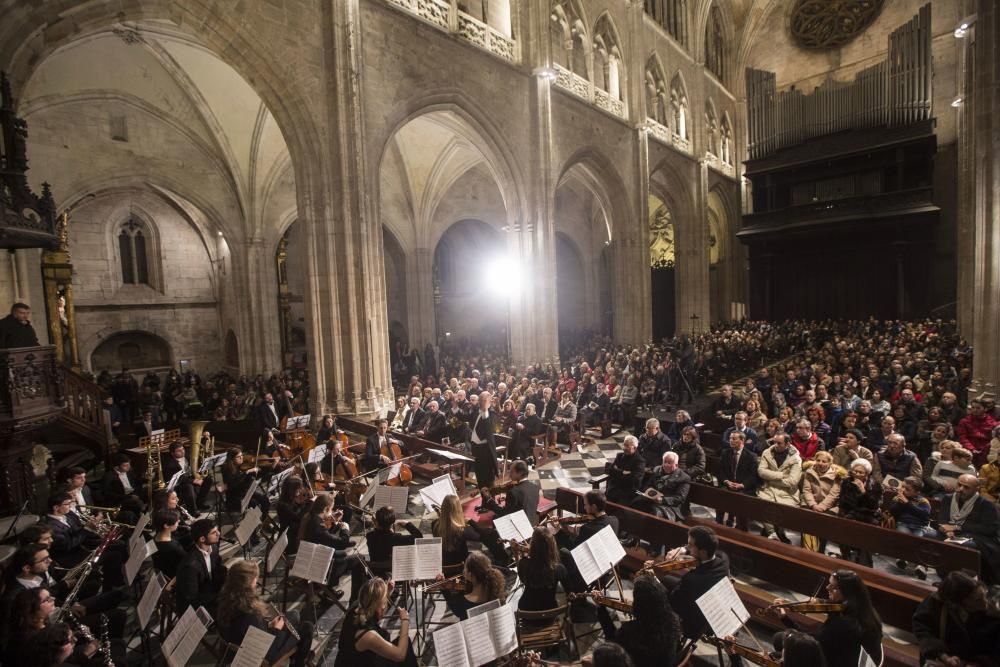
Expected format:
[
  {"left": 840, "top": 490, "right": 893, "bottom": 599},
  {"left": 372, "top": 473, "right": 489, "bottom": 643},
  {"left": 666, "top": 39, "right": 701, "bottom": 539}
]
[
  {"left": 478, "top": 461, "right": 540, "bottom": 524},
  {"left": 658, "top": 525, "right": 730, "bottom": 639},
  {"left": 153, "top": 489, "right": 194, "bottom": 549},
  {"left": 221, "top": 446, "right": 270, "bottom": 514},
  {"left": 363, "top": 419, "right": 397, "bottom": 472},
  {"left": 768, "top": 570, "right": 884, "bottom": 667},
  {"left": 317, "top": 414, "right": 338, "bottom": 443},
  {"left": 42, "top": 492, "right": 127, "bottom": 590},
  {"left": 442, "top": 551, "right": 506, "bottom": 621},
  {"left": 599, "top": 575, "right": 682, "bottom": 667},
  {"left": 18, "top": 622, "right": 77, "bottom": 667},
  {"left": 161, "top": 441, "right": 213, "bottom": 515},
  {"left": 911, "top": 570, "right": 999, "bottom": 665},
  {"left": 99, "top": 453, "right": 145, "bottom": 525},
  {"left": 468, "top": 391, "right": 500, "bottom": 489},
  {"left": 334, "top": 578, "right": 416, "bottom": 667},
  {"left": 516, "top": 528, "right": 568, "bottom": 621},
  {"left": 175, "top": 519, "right": 227, "bottom": 613},
  {"left": 3, "top": 589, "right": 99, "bottom": 667},
  {"left": 275, "top": 476, "right": 311, "bottom": 554},
  {"left": 58, "top": 467, "right": 97, "bottom": 518},
  {"left": 296, "top": 493, "right": 350, "bottom": 598},
  {"left": 217, "top": 560, "right": 314, "bottom": 667},
  {"left": 349, "top": 506, "right": 422, "bottom": 603},
  {"left": 152, "top": 509, "right": 186, "bottom": 579},
  {"left": 433, "top": 495, "right": 484, "bottom": 568},
  {"left": 778, "top": 631, "right": 827, "bottom": 667},
  {"left": 254, "top": 391, "right": 287, "bottom": 433}
]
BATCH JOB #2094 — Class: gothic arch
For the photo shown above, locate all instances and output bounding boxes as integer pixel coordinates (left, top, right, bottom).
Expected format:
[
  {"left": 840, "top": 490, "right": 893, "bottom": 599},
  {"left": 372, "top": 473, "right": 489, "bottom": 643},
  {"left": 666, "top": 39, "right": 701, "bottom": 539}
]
[
  {"left": 705, "top": 98, "right": 720, "bottom": 157},
  {"left": 593, "top": 12, "right": 626, "bottom": 101},
  {"left": 669, "top": 71, "right": 691, "bottom": 141},
  {"left": 645, "top": 54, "right": 669, "bottom": 125},
  {"left": 720, "top": 111, "right": 734, "bottom": 165},
  {"left": 550, "top": 0, "right": 591, "bottom": 79},
  {"left": 224, "top": 329, "right": 240, "bottom": 369},
  {"left": 87, "top": 329, "right": 173, "bottom": 373},
  {"left": 695, "top": 0, "right": 735, "bottom": 87},
  {"left": 556, "top": 148, "right": 632, "bottom": 239},
  {"left": 104, "top": 202, "right": 163, "bottom": 292}
]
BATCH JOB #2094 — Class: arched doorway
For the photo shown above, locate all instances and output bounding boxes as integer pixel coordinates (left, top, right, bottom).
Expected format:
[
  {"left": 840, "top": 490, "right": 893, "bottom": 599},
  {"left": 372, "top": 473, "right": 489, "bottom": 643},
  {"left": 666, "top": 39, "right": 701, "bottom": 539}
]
[
  {"left": 224, "top": 330, "right": 240, "bottom": 371},
  {"left": 91, "top": 331, "right": 172, "bottom": 374},
  {"left": 649, "top": 195, "right": 677, "bottom": 341}
]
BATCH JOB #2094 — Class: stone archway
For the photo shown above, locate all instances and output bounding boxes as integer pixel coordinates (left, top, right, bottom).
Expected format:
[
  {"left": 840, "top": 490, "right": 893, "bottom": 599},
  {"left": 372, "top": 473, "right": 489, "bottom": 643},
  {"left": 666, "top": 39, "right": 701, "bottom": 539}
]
[{"left": 91, "top": 330, "right": 172, "bottom": 373}]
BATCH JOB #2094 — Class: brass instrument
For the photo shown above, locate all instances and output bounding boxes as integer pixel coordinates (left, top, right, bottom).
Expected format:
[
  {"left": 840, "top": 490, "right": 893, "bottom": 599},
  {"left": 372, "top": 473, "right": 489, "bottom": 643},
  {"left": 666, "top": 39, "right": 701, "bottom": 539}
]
[
  {"left": 190, "top": 420, "right": 209, "bottom": 481},
  {"left": 77, "top": 504, "right": 120, "bottom": 514},
  {"left": 146, "top": 432, "right": 166, "bottom": 506}
]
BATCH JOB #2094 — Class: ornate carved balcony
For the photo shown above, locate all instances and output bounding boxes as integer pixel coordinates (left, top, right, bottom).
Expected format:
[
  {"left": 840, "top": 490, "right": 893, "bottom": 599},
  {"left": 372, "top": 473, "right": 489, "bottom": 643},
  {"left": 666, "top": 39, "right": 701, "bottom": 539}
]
[{"left": 0, "top": 345, "right": 66, "bottom": 436}]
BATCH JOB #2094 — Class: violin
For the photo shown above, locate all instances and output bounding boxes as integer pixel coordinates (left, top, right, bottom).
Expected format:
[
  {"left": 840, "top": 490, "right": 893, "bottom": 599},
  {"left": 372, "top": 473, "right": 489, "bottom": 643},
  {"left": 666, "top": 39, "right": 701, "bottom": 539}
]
[
  {"left": 541, "top": 514, "right": 598, "bottom": 526},
  {"left": 486, "top": 479, "right": 519, "bottom": 495},
  {"left": 568, "top": 591, "right": 633, "bottom": 614},
  {"left": 638, "top": 555, "right": 698, "bottom": 577},
  {"left": 702, "top": 636, "right": 782, "bottom": 667},
  {"left": 759, "top": 598, "right": 846, "bottom": 616},
  {"left": 424, "top": 574, "right": 468, "bottom": 592}
]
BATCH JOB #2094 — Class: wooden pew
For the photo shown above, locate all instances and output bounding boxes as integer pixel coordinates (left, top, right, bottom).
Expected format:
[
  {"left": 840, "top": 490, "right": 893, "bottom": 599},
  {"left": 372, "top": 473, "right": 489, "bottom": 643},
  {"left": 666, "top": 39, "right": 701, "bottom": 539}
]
[
  {"left": 685, "top": 483, "right": 980, "bottom": 574},
  {"left": 554, "top": 487, "right": 929, "bottom": 653}
]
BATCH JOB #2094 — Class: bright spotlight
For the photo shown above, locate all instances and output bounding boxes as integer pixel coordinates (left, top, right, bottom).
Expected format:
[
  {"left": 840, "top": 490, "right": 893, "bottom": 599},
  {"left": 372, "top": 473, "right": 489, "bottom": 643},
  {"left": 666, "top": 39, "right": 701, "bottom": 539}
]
[{"left": 486, "top": 255, "right": 520, "bottom": 297}]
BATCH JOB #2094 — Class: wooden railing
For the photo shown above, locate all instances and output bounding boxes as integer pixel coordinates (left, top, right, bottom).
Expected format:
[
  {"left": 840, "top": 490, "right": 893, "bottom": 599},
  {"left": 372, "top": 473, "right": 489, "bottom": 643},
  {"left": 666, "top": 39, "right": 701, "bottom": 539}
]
[{"left": 60, "top": 365, "right": 109, "bottom": 452}]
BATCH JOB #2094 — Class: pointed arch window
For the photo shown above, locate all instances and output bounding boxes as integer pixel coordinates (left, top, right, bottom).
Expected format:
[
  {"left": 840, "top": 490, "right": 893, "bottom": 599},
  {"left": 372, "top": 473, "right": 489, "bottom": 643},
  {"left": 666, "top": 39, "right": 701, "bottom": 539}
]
[
  {"left": 705, "top": 4, "right": 726, "bottom": 82},
  {"left": 119, "top": 218, "right": 150, "bottom": 285},
  {"left": 670, "top": 75, "right": 689, "bottom": 141}
]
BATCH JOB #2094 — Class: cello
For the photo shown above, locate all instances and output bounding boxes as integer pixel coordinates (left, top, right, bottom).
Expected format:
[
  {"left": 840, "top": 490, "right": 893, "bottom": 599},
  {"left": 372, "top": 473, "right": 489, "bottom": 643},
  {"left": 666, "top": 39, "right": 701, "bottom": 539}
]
[{"left": 381, "top": 436, "right": 413, "bottom": 487}]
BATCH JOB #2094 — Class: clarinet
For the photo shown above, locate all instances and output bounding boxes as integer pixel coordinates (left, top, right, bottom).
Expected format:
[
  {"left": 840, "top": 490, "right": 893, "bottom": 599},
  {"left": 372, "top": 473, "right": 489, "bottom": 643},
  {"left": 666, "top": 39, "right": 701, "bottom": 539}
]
[
  {"left": 54, "top": 562, "right": 92, "bottom": 623},
  {"left": 99, "top": 613, "right": 113, "bottom": 666},
  {"left": 269, "top": 602, "right": 300, "bottom": 641},
  {"left": 63, "top": 608, "right": 96, "bottom": 644}
]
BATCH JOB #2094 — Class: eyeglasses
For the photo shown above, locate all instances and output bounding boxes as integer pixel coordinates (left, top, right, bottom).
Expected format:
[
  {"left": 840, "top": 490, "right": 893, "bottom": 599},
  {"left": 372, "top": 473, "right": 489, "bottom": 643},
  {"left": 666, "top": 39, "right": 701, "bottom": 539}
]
[{"left": 33, "top": 556, "right": 52, "bottom": 564}]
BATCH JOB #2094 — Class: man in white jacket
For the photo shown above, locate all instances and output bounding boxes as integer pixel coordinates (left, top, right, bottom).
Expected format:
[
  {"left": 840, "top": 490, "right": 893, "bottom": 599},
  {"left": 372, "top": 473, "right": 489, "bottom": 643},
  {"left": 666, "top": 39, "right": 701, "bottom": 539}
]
[{"left": 757, "top": 433, "right": 802, "bottom": 543}]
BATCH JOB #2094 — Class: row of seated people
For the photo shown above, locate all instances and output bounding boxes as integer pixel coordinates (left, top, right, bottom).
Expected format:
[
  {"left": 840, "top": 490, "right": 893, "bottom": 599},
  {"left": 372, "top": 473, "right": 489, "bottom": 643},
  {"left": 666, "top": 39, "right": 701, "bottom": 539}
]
[{"left": 603, "top": 420, "right": 1000, "bottom": 584}]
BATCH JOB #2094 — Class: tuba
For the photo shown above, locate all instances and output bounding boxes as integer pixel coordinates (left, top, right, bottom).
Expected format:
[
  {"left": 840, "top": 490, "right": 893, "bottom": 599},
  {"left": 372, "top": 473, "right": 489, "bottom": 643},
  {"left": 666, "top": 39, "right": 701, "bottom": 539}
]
[{"left": 189, "top": 420, "right": 209, "bottom": 480}]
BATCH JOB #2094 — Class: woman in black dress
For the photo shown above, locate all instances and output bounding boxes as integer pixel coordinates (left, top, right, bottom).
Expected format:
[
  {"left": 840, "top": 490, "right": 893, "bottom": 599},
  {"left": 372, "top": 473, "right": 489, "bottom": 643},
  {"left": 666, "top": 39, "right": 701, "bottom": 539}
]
[
  {"left": 605, "top": 575, "right": 681, "bottom": 667},
  {"left": 221, "top": 447, "right": 269, "bottom": 514},
  {"left": 275, "top": 476, "right": 310, "bottom": 554},
  {"left": 335, "top": 578, "right": 415, "bottom": 667},
  {"left": 151, "top": 509, "right": 186, "bottom": 579},
  {"left": 432, "top": 494, "right": 482, "bottom": 568},
  {"left": 516, "top": 528, "right": 567, "bottom": 617},
  {"left": 444, "top": 551, "right": 506, "bottom": 621}
]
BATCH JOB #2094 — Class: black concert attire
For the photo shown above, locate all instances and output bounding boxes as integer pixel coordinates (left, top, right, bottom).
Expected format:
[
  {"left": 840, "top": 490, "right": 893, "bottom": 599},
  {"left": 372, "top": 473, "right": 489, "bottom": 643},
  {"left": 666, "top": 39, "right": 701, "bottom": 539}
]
[
  {"left": 614, "top": 616, "right": 680, "bottom": 667},
  {"left": 715, "top": 446, "right": 760, "bottom": 531},
  {"left": 2, "top": 571, "right": 127, "bottom": 644},
  {"left": 606, "top": 451, "right": 646, "bottom": 506},
  {"left": 418, "top": 410, "right": 449, "bottom": 442},
  {"left": 629, "top": 467, "right": 691, "bottom": 521},
  {"left": 557, "top": 513, "right": 617, "bottom": 599},
  {"left": 175, "top": 545, "right": 227, "bottom": 613},
  {"left": 254, "top": 399, "right": 282, "bottom": 432},
  {"left": 349, "top": 522, "right": 422, "bottom": 602},
  {"left": 480, "top": 480, "right": 540, "bottom": 525},
  {"left": 509, "top": 413, "right": 544, "bottom": 461},
  {"left": 776, "top": 611, "right": 883, "bottom": 667},
  {"left": 301, "top": 515, "right": 352, "bottom": 585},
  {"left": 219, "top": 608, "right": 314, "bottom": 667},
  {"left": 99, "top": 467, "right": 145, "bottom": 526},
  {"left": 222, "top": 464, "right": 270, "bottom": 514},
  {"left": 666, "top": 551, "right": 730, "bottom": 639},
  {"left": 912, "top": 591, "right": 1000, "bottom": 665},
  {"left": 276, "top": 500, "right": 310, "bottom": 554},
  {"left": 432, "top": 520, "right": 484, "bottom": 568},
  {"left": 516, "top": 557, "right": 568, "bottom": 621},
  {"left": 161, "top": 452, "right": 212, "bottom": 512},
  {"left": 42, "top": 513, "right": 127, "bottom": 589},
  {"left": 334, "top": 609, "right": 417, "bottom": 667},
  {"left": 468, "top": 409, "right": 500, "bottom": 489},
  {"left": 363, "top": 431, "right": 395, "bottom": 473},
  {"left": 152, "top": 537, "right": 186, "bottom": 579}
]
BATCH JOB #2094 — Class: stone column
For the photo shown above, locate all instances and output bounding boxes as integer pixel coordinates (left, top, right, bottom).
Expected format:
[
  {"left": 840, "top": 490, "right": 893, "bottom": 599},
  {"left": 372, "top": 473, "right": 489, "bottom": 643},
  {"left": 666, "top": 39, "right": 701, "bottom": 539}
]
[
  {"left": 969, "top": 0, "right": 1000, "bottom": 396},
  {"left": 674, "top": 160, "right": 711, "bottom": 334},
  {"left": 405, "top": 247, "right": 436, "bottom": 350},
  {"left": 300, "top": 0, "right": 392, "bottom": 416}
]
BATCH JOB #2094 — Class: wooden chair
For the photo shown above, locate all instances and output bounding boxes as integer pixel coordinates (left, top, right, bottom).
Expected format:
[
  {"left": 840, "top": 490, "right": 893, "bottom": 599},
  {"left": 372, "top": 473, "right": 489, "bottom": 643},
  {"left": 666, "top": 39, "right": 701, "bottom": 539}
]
[{"left": 515, "top": 604, "right": 577, "bottom": 660}]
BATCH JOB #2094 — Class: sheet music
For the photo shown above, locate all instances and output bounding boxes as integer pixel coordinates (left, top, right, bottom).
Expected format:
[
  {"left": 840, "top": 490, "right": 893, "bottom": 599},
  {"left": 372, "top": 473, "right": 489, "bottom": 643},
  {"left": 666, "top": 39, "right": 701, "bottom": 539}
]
[
  {"left": 433, "top": 473, "right": 459, "bottom": 496},
  {"left": 199, "top": 452, "right": 227, "bottom": 474},
  {"left": 162, "top": 606, "right": 197, "bottom": 659},
  {"left": 166, "top": 469, "right": 184, "bottom": 492},
  {"left": 428, "top": 447, "right": 474, "bottom": 462},
  {"left": 434, "top": 622, "right": 472, "bottom": 667},
  {"left": 137, "top": 572, "right": 166, "bottom": 630},
  {"left": 167, "top": 606, "right": 211, "bottom": 667},
  {"left": 267, "top": 466, "right": 296, "bottom": 496},
  {"left": 858, "top": 647, "right": 878, "bottom": 667},
  {"left": 418, "top": 478, "right": 455, "bottom": 512},
  {"left": 231, "top": 625, "right": 275, "bottom": 667},
  {"left": 415, "top": 537, "right": 443, "bottom": 580},
  {"left": 463, "top": 611, "right": 497, "bottom": 666},
  {"left": 234, "top": 506, "right": 261, "bottom": 546},
  {"left": 587, "top": 525, "right": 625, "bottom": 574},
  {"left": 392, "top": 544, "right": 418, "bottom": 581},
  {"left": 374, "top": 485, "right": 409, "bottom": 512},
  {"left": 696, "top": 577, "right": 749, "bottom": 638},
  {"left": 267, "top": 529, "right": 288, "bottom": 574},
  {"left": 129, "top": 511, "right": 151, "bottom": 553},
  {"left": 289, "top": 541, "right": 335, "bottom": 584},
  {"left": 488, "top": 604, "right": 517, "bottom": 658},
  {"left": 570, "top": 540, "right": 605, "bottom": 586},
  {"left": 359, "top": 481, "right": 379, "bottom": 508},
  {"left": 309, "top": 444, "right": 328, "bottom": 464},
  {"left": 125, "top": 538, "right": 150, "bottom": 586},
  {"left": 493, "top": 510, "right": 532, "bottom": 542},
  {"left": 240, "top": 479, "right": 260, "bottom": 515}
]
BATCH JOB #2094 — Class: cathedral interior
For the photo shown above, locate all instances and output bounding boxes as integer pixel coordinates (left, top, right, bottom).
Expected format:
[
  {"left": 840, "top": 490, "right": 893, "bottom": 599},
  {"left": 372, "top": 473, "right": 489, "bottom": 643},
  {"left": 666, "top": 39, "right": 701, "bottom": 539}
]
[{"left": 1, "top": 0, "right": 999, "bottom": 665}]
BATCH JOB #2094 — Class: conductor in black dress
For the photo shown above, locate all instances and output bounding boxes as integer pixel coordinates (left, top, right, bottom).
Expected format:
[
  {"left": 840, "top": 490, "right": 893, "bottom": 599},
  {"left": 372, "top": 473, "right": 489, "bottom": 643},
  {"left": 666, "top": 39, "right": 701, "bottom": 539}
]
[{"left": 468, "top": 391, "right": 500, "bottom": 489}]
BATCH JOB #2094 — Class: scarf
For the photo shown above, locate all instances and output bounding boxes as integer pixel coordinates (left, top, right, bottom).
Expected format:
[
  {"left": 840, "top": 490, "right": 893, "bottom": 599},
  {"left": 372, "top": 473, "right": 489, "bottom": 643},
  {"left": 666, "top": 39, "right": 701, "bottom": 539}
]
[{"left": 949, "top": 492, "right": 979, "bottom": 529}]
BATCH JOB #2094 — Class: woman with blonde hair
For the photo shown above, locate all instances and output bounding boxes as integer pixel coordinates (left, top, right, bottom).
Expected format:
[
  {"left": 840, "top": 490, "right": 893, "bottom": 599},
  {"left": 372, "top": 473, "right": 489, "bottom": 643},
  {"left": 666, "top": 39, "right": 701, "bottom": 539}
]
[
  {"left": 801, "top": 450, "right": 847, "bottom": 551},
  {"left": 335, "top": 578, "right": 415, "bottom": 666},
  {"left": 217, "top": 560, "right": 314, "bottom": 667},
  {"left": 432, "top": 494, "right": 482, "bottom": 567}
]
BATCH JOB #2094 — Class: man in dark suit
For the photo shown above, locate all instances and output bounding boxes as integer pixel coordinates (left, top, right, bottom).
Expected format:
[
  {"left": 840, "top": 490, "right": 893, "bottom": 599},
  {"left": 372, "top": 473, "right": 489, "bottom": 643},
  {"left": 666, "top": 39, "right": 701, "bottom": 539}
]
[
  {"left": 100, "top": 453, "right": 145, "bottom": 525},
  {"left": 468, "top": 391, "right": 500, "bottom": 489},
  {"left": 161, "top": 441, "right": 212, "bottom": 514},
  {"left": 606, "top": 435, "right": 646, "bottom": 506},
  {"left": 578, "top": 383, "right": 611, "bottom": 428},
  {"left": 536, "top": 387, "right": 558, "bottom": 423},
  {"left": 42, "top": 491, "right": 127, "bottom": 589},
  {"left": 0, "top": 302, "right": 39, "bottom": 348},
  {"left": 937, "top": 474, "right": 1000, "bottom": 584},
  {"left": 415, "top": 400, "right": 448, "bottom": 442},
  {"left": 510, "top": 403, "right": 545, "bottom": 461},
  {"left": 363, "top": 419, "right": 395, "bottom": 472},
  {"left": 254, "top": 392, "right": 281, "bottom": 432},
  {"left": 637, "top": 417, "right": 672, "bottom": 470},
  {"left": 665, "top": 526, "right": 731, "bottom": 639},
  {"left": 399, "top": 397, "right": 424, "bottom": 433},
  {"left": 716, "top": 431, "right": 760, "bottom": 531},
  {"left": 176, "top": 519, "right": 226, "bottom": 612},
  {"left": 479, "top": 460, "right": 540, "bottom": 524}
]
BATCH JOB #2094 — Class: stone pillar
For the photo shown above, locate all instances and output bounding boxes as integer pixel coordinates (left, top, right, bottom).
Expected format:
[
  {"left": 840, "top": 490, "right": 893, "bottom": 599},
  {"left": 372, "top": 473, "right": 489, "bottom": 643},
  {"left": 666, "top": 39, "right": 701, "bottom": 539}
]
[
  {"left": 234, "top": 238, "right": 282, "bottom": 375},
  {"left": 405, "top": 247, "right": 436, "bottom": 350},
  {"left": 969, "top": 0, "right": 1000, "bottom": 396},
  {"left": 674, "top": 160, "right": 712, "bottom": 333},
  {"left": 301, "top": 0, "right": 393, "bottom": 416}
]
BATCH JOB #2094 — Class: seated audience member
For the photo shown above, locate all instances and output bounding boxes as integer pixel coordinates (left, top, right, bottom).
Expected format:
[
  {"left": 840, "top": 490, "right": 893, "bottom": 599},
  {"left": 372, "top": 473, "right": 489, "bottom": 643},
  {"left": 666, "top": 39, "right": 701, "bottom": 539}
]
[
  {"left": 924, "top": 439, "right": 958, "bottom": 495},
  {"left": 831, "top": 428, "right": 881, "bottom": 483},
  {"left": 637, "top": 418, "right": 671, "bottom": 470},
  {"left": 664, "top": 410, "right": 694, "bottom": 442},
  {"left": 334, "top": 579, "right": 415, "bottom": 667},
  {"left": 979, "top": 438, "right": 1000, "bottom": 502},
  {"left": 217, "top": 560, "right": 314, "bottom": 667},
  {"left": 713, "top": 385, "right": 743, "bottom": 419},
  {"left": 175, "top": 519, "right": 227, "bottom": 613},
  {"left": 911, "top": 571, "right": 1000, "bottom": 666},
  {"left": 958, "top": 399, "right": 997, "bottom": 467},
  {"left": 509, "top": 403, "right": 544, "bottom": 461},
  {"left": 578, "top": 383, "right": 611, "bottom": 429},
  {"left": 790, "top": 419, "right": 823, "bottom": 461},
  {"left": 630, "top": 451, "right": 690, "bottom": 521},
  {"left": 722, "top": 411, "right": 763, "bottom": 454},
  {"left": 674, "top": 426, "right": 707, "bottom": 479},
  {"left": 867, "top": 415, "right": 897, "bottom": 454},
  {"left": 929, "top": 446, "right": 978, "bottom": 498},
  {"left": 745, "top": 399, "right": 768, "bottom": 432},
  {"left": 716, "top": 431, "right": 760, "bottom": 531},
  {"left": 599, "top": 575, "right": 681, "bottom": 667},
  {"left": 443, "top": 551, "right": 505, "bottom": 621},
  {"left": 888, "top": 477, "right": 934, "bottom": 537},
  {"left": 757, "top": 433, "right": 802, "bottom": 543},
  {"left": 605, "top": 436, "right": 645, "bottom": 506},
  {"left": 805, "top": 405, "right": 833, "bottom": 449},
  {"left": 876, "top": 433, "right": 922, "bottom": 487},
  {"left": 802, "top": 451, "right": 845, "bottom": 514},
  {"left": 610, "top": 378, "right": 638, "bottom": 425},
  {"left": 415, "top": 400, "right": 448, "bottom": 442},
  {"left": 936, "top": 474, "right": 1000, "bottom": 584},
  {"left": 837, "top": 459, "right": 882, "bottom": 566}
]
